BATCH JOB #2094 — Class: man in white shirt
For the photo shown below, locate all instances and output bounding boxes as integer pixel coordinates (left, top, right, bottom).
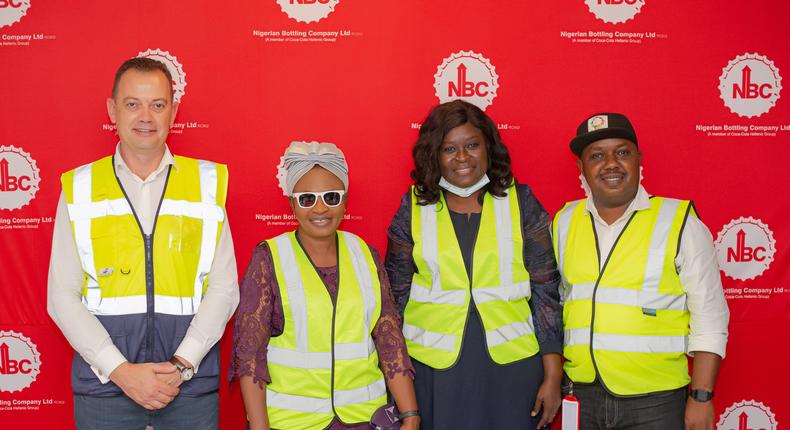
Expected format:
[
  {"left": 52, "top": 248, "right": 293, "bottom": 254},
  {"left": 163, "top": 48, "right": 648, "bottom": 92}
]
[
  {"left": 552, "top": 113, "right": 729, "bottom": 430},
  {"left": 47, "top": 57, "right": 239, "bottom": 429}
]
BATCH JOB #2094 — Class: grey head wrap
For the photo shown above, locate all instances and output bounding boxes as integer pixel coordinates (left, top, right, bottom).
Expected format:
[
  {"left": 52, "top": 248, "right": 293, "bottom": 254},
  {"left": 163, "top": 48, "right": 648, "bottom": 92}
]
[{"left": 276, "top": 141, "right": 349, "bottom": 196}]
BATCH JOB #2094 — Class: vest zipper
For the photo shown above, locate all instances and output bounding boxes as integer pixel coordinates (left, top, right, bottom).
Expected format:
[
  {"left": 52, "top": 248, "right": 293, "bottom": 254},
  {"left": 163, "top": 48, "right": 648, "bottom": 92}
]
[
  {"left": 111, "top": 159, "right": 171, "bottom": 364},
  {"left": 587, "top": 212, "right": 637, "bottom": 397},
  {"left": 144, "top": 234, "right": 155, "bottom": 362}
]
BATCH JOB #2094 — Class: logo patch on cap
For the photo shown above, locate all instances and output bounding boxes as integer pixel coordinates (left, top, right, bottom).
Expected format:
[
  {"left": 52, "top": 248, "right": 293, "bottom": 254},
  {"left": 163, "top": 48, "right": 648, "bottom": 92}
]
[{"left": 588, "top": 115, "right": 608, "bottom": 131}]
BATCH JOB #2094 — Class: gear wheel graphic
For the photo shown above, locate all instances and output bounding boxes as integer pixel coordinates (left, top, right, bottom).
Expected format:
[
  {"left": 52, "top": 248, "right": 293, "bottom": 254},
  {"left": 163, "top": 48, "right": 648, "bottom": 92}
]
[
  {"left": 434, "top": 50, "right": 499, "bottom": 111},
  {"left": 0, "top": 145, "right": 41, "bottom": 211},
  {"left": 0, "top": 0, "right": 30, "bottom": 29},
  {"left": 0, "top": 330, "right": 41, "bottom": 393},
  {"left": 717, "top": 400, "right": 776, "bottom": 430},
  {"left": 718, "top": 53, "right": 782, "bottom": 118},
  {"left": 714, "top": 216, "right": 775, "bottom": 281},
  {"left": 584, "top": 0, "right": 644, "bottom": 24},
  {"left": 137, "top": 48, "right": 188, "bottom": 103},
  {"left": 276, "top": 0, "right": 339, "bottom": 24}
]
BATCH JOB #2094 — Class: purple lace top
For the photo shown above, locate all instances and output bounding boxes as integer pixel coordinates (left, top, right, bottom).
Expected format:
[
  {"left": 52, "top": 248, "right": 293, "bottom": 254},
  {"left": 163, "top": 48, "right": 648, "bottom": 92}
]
[{"left": 229, "top": 239, "right": 413, "bottom": 429}]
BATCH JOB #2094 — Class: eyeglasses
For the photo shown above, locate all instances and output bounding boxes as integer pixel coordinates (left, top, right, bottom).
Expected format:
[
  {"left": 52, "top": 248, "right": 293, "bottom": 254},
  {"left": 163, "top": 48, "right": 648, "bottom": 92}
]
[{"left": 292, "top": 190, "right": 346, "bottom": 209}]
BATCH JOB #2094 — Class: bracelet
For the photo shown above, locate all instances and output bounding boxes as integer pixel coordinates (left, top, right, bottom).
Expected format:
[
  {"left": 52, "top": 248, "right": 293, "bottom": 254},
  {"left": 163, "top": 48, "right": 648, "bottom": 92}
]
[{"left": 398, "top": 410, "right": 420, "bottom": 420}]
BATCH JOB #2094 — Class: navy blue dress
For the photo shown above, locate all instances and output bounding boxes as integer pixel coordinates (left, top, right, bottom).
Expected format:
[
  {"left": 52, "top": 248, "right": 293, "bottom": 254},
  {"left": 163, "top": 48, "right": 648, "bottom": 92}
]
[{"left": 384, "top": 184, "right": 563, "bottom": 430}]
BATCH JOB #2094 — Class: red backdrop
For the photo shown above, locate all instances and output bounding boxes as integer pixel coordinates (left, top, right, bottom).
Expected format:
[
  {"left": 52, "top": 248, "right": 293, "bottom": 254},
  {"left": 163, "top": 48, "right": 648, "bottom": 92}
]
[{"left": 1, "top": 1, "right": 787, "bottom": 428}]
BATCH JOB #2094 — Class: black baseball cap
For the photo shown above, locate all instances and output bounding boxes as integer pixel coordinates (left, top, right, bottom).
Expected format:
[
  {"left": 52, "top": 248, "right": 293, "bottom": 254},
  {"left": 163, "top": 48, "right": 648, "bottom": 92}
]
[{"left": 570, "top": 113, "right": 638, "bottom": 157}]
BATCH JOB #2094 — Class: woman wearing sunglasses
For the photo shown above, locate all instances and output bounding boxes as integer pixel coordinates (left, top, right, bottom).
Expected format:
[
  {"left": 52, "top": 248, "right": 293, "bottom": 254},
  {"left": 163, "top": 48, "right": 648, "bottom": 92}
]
[
  {"left": 384, "top": 100, "right": 563, "bottom": 429},
  {"left": 230, "top": 141, "right": 419, "bottom": 430}
]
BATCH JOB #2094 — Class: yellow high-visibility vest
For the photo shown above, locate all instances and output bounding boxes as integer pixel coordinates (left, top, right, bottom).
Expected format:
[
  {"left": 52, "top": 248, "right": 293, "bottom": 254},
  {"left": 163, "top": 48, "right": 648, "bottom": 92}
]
[
  {"left": 553, "top": 196, "right": 694, "bottom": 395},
  {"left": 266, "top": 231, "right": 386, "bottom": 430},
  {"left": 61, "top": 155, "right": 227, "bottom": 316},
  {"left": 403, "top": 185, "right": 539, "bottom": 369}
]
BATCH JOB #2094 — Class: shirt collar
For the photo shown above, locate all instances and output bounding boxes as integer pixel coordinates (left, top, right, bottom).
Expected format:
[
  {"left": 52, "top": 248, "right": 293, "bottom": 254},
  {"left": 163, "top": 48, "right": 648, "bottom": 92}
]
[
  {"left": 113, "top": 143, "right": 177, "bottom": 182},
  {"left": 585, "top": 184, "right": 651, "bottom": 226}
]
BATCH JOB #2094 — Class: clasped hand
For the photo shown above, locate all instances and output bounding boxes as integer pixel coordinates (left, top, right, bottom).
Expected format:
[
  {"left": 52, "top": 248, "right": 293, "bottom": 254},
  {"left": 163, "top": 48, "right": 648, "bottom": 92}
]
[{"left": 109, "top": 361, "right": 183, "bottom": 410}]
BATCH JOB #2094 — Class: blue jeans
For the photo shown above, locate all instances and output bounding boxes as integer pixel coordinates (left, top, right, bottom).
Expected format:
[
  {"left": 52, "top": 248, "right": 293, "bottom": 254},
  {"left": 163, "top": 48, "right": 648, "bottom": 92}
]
[
  {"left": 565, "top": 379, "right": 686, "bottom": 430},
  {"left": 74, "top": 392, "right": 218, "bottom": 430}
]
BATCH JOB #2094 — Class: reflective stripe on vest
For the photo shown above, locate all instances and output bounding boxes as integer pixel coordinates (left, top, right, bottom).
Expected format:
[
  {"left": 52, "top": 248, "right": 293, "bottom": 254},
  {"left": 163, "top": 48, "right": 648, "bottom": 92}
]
[
  {"left": 266, "top": 231, "right": 386, "bottom": 430},
  {"left": 62, "top": 156, "right": 227, "bottom": 316},
  {"left": 404, "top": 185, "right": 539, "bottom": 369},
  {"left": 552, "top": 196, "right": 693, "bottom": 395}
]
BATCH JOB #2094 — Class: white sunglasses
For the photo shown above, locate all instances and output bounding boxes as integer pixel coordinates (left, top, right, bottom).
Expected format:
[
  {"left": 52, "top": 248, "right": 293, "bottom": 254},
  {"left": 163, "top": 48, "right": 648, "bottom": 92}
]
[{"left": 292, "top": 190, "right": 346, "bottom": 209}]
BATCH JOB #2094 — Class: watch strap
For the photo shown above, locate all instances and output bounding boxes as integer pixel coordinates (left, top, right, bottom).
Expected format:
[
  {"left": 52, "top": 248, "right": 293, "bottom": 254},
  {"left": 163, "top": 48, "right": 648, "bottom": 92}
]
[
  {"left": 169, "top": 356, "right": 187, "bottom": 371},
  {"left": 689, "top": 389, "right": 714, "bottom": 402},
  {"left": 398, "top": 410, "right": 420, "bottom": 420}
]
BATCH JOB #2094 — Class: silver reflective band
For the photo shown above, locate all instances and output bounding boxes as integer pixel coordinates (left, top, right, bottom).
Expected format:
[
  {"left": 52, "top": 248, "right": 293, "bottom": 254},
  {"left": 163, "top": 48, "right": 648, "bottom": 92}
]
[
  {"left": 85, "top": 294, "right": 201, "bottom": 316},
  {"left": 274, "top": 234, "right": 310, "bottom": 353},
  {"left": 554, "top": 200, "right": 582, "bottom": 294},
  {"left": 68, "top": 198, "right": 223, "bottom": 222},
  {"left": 267, "top": 338, "right": 375, "bottom": 369},
  {"left": 472, "top": 280, "right": 531, "bottom": 304},
  {"left": 266, "top": 389, "right": 331, "bottom": 415},
  {"left": 191, "top": 160, "right": 223, "bottom": 312},
  {"left": 70, "top": 164, "right": 101, "bottom": 311},
  {"left": 67, "top": 198, "right": 133, "bottom": 220},
  {"left": 158, "top": 199, "right": 225, "bottom": 222},
  {"left": 418, "top": 200, "right": 441, "bottom": 293},
  {"left": 486, "top": 320, "right": 535, "bottom": 348},
  {"left": 564, "top": 282, "right": 687, "bottom": 311},
  {"left": 267, "top": 346, "right": 331, "bottom": 370},
  {"left": 565, "top": 328, "right": 687, "bottom": 353},
  {"left": 267, "top": 378, "right": 385, "bottom": 414},
  {"left": 342, "top": 231, "right": 378, "bottom": 342},
  {"left": 402, "top": 323, "right": 456, "bottom": 352},
  {"left": 334, "top": 378, "right": 386, "bottom": 407},
  {"left": 642, "top": 198, "right": 680, "bottom": 294},
  {"left": 492, "top": 195, "right": 513, "bottom": 289},
  {"left": 408, "top": 282, "right": 466, "bottom": 306}
]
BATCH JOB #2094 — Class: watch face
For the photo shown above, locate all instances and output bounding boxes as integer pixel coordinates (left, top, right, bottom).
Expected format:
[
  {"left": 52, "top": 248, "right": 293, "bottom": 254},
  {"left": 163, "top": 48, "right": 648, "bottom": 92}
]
[
  {"left": 182, "top": 367, "right": 194, "bottom": 381},
  {"left": 691, "top": 390, "right": 713, "bottom": 401}
]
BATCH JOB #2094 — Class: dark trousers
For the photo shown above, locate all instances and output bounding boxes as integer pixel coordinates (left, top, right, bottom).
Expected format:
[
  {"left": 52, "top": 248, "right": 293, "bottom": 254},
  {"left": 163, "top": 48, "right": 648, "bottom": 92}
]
[
  {"left": 569, "top": 381, "right": 686, "bottom": 430},
  {"left": 74, "top": 392, "right": 218, "bottom": 430}
]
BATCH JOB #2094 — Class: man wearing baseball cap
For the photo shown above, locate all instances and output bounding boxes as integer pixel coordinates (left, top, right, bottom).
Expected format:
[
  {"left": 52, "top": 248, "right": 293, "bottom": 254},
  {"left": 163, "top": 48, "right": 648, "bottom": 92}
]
[{"left": 552, "top": 113, "right": 729, "bottom": 429}]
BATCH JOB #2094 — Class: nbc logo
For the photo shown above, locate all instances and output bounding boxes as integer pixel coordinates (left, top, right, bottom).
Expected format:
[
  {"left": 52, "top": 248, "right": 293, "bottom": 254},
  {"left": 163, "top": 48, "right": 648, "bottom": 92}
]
[
  {"left": 0, "top": 145, "right": 40, "bottom": 211},
  {"left": 0, "top": 331, "right": 41, "bottom": 393},
  {"left": 717, "top": 400, "right": 777, "bottom": 430},
  {"left": 719, "top": 53, "right": 782, "bottom": 118},
  {"left": 276, "top": 0, "right": 339, "bottom": 24},
  {"left": 0, "top": 0, "right": 29, "bottom": 29},
  {"left": 434, "top": 51, "right": 499, "bottom": 111},
  {"left": 714, "top": 217, "right": 775, "bottom": 281},
  {"left": 585, "top": 0, "right": 644, "bottom": 24}
]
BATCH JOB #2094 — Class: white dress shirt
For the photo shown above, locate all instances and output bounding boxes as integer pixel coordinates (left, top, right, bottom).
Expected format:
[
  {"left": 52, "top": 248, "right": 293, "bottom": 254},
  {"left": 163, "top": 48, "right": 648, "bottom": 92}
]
[
  {"left": 583, "top": 185, "right": 729, "bottom": 358},
  {"left": 47, "top": 144, "right": 240, "bottom": 382}
]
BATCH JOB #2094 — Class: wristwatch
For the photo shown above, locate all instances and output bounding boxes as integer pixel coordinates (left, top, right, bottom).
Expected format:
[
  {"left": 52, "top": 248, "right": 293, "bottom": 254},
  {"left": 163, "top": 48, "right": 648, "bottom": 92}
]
[
  {"left": 169, "top": 356, "right": 194, "bottom": 381},
  {"left": 689, "top": 389, "right": 714, "bottom": 402}
]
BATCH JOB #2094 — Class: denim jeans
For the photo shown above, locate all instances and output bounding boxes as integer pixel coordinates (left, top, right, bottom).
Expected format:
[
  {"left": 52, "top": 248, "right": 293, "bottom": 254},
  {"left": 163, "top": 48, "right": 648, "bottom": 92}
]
[
  {"left": 74, "top": 392, "right": 218, "bottom": 430},
  {"left": 564, "top": 379, "right": 686, "bottom": 430}
]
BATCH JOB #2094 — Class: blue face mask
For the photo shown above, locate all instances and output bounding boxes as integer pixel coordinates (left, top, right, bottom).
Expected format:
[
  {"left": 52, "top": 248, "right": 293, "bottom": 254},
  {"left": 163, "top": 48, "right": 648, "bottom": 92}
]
[{"left": 439, "top": 174, "right": 490, "bottom": 198}]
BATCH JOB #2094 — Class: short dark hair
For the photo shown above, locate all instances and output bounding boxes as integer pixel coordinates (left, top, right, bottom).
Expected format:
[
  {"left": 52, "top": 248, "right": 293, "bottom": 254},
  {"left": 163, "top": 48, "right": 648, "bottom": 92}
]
[
  {"left": 111, "top": 57, "right": 174, "bottom": 99},
  {"left": 411, "top": 100, "right": 514, "bottom": 205}
]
